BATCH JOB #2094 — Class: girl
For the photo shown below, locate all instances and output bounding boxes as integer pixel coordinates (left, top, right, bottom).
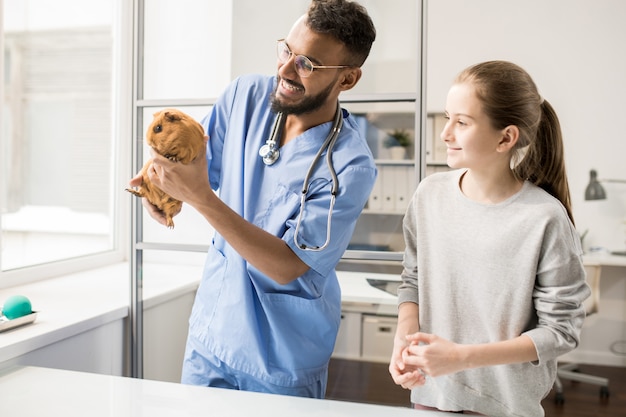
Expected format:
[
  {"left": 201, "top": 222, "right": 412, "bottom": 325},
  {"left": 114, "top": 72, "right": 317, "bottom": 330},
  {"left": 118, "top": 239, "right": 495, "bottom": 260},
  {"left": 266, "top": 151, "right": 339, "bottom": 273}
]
[{"left": 389, "top": 61, "right": 590, "bottom": 416}]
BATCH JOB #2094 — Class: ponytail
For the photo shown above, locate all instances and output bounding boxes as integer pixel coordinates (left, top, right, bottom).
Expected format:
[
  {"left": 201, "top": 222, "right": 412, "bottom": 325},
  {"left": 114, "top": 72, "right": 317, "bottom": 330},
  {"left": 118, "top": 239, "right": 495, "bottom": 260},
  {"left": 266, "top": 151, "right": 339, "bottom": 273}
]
[{"left": 514, "top": 100, "right": 574, "bottom": 224}]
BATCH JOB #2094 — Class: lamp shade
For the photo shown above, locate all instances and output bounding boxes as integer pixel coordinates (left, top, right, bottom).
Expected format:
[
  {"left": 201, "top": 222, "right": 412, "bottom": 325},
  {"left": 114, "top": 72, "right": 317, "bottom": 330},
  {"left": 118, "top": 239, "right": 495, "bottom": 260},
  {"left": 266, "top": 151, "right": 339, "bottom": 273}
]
[{"left": 584, "top": 169, "right": 606, "bottom": 201}]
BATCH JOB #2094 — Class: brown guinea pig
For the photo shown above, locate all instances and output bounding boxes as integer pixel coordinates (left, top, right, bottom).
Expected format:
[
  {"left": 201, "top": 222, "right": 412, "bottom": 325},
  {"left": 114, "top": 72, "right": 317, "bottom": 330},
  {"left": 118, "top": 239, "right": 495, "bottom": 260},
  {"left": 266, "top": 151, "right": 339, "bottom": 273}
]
[{"left": 126, "top": 108, "right": 206, "bottom": 228}]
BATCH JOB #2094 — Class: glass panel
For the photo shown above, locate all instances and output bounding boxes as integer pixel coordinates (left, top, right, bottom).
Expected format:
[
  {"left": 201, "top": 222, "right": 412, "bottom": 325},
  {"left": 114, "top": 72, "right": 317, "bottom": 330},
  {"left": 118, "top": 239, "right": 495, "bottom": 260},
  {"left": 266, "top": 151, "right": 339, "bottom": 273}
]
[
  {"left": 143, "top": 0, "right": 417, "bottom": 100},
  {"left": 142, "top": 0, "right": 233, "bottom": 100},
  {"left": 230, "top": 0, "right": 309, "bottom": 80},
  {"left": 1, "top": 0, "right": 116, "bottom": 271},
  {"left": 340, "top": 100, "right": 416, "bottom": 268},
  {"left": 350, "top": 0, "right": 418, "bottom": 95},
  {"left": 137, "top": 106, "right": 215, "bottom": 260}
]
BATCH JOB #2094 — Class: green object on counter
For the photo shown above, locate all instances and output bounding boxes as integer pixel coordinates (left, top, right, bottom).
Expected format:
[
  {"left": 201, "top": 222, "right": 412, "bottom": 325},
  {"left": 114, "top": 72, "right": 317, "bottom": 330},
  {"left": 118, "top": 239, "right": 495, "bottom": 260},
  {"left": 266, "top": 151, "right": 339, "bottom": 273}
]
[{"left": 2, "top": 295, "right": 33, "bottom": 320}]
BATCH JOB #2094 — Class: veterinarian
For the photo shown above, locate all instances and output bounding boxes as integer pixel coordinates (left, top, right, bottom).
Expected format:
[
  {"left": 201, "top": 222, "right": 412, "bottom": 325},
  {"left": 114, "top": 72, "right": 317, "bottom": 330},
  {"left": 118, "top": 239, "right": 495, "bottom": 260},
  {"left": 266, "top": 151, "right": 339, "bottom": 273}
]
[{"left": 129, "top": 0, "right": 376, "bottom": 398}]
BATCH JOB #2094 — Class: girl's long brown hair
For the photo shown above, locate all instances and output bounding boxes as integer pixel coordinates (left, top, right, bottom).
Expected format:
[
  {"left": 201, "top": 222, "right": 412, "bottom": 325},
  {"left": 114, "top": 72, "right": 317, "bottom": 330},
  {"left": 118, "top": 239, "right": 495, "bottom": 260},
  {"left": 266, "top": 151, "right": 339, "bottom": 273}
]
[{"left": 455, "top": 61, "right": 574, "bottom": 224}]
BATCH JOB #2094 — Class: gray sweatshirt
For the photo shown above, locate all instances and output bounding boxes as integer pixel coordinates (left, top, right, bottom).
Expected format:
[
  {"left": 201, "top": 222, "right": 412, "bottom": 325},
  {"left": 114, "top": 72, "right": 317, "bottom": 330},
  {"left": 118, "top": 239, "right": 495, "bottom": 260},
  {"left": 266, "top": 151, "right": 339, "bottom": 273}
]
[{"left": 397, "top": 169, "right": 590, "bottom": 417}]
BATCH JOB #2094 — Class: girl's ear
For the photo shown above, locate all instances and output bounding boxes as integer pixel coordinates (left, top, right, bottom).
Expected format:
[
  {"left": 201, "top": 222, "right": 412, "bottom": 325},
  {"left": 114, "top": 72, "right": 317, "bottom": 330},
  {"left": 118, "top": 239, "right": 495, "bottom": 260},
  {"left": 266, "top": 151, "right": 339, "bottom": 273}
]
[
  {"left": 497, "top": 125, "right": 520, "bottom": 152},
  {"left": 338, "top": 67, "right": 362, "bottom": 92}
]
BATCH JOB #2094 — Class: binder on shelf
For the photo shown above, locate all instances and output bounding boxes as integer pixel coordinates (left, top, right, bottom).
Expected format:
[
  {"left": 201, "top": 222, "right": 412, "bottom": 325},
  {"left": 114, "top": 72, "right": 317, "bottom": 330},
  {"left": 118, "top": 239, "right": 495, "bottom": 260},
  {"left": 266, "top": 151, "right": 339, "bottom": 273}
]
[
  {"left": 368, "top": 164, "right": 417, "bottom": 214},
  {"left": 432, "top": 113, "right": 448, "bottom": 164},
  {"left": 381, "top": 166, "right": 396, "bottom": 212},
  {"left": 368, "top": 166, "right": 383, "bottom": 211},
  {"left": 425, "top": 114, "right": 434, "bottom": 164},
  {"left": 397, "top": 165, "right": 416, "bottom": 213}
]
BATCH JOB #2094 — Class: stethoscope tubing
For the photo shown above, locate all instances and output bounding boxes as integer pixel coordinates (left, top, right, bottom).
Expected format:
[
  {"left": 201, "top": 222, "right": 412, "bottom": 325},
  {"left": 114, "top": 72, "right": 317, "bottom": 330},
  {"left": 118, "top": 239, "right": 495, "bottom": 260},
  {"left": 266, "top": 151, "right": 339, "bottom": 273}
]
[
  {"left": 293, "top": 103, "right": 342, "bottom": 251},
  {"left": 299, "top": 104, "right": 342, "bottom": 196},
  {"left": 258, "top": 102, "right": 343, "bottom": 251}
]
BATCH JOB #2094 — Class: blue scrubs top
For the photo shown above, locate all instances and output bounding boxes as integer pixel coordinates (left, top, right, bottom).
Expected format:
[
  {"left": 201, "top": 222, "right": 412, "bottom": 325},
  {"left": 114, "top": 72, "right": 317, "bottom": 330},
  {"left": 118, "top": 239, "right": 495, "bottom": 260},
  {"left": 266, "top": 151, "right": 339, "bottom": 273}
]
[{"left": 186, "top": 74, "right": 377, "bottom": 388}]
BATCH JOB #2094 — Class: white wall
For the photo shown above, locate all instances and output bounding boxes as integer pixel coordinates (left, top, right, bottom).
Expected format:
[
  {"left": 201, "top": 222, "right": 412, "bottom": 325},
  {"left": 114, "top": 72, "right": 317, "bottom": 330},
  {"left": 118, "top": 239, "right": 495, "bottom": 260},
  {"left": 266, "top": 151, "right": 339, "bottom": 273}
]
[{"left": 426, "top": 0, "right": 626, "bottom": 253}]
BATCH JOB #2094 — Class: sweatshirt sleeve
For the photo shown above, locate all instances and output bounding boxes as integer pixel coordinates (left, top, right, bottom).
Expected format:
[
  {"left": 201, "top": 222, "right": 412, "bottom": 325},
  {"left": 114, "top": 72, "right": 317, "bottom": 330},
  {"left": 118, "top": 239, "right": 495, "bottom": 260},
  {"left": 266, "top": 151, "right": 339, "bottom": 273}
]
[
  {"left": 523, "top": 215, "right": 591, "bottom": 364},
  {"left": 397, "top": 191, "right": 420, "bottom": 306}
]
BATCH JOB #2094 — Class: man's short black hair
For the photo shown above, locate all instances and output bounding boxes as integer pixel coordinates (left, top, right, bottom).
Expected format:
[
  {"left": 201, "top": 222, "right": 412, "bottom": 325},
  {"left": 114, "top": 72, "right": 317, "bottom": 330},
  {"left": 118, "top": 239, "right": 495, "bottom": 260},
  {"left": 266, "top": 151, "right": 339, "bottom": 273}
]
[{"left": 306, "top": 0, "right": 376, "bottom": 67}]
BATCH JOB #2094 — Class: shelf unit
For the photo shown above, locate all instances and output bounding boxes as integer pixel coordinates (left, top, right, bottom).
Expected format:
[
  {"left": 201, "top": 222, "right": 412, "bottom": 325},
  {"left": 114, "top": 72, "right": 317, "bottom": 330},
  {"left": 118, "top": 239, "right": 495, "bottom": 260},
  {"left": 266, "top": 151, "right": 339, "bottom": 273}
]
[{"left": 339, "top": 97, "right": 420, "bottom": 263}]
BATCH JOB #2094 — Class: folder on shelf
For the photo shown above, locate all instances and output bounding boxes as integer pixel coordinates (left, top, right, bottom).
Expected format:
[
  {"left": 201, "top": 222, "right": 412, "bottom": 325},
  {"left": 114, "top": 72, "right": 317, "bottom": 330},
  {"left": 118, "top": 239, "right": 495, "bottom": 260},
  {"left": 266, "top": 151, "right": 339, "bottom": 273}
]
[
  {"left": 432, "top": 114, "right": 448, "bottom": 164},
  {"left": 396, "top": 165, "right": 415, "bottom": 213},
  {"left": 368, "top": 167, "right": 383, "bottom": 211},
  {"left": 425, "top": 114, "right": 434, "bottom": 164},
  {"left": 368, "top": 164, "right": 417, "bottom": 213},
  {"left": 381, "top": 166, "right": 396, "bottom": 212}
]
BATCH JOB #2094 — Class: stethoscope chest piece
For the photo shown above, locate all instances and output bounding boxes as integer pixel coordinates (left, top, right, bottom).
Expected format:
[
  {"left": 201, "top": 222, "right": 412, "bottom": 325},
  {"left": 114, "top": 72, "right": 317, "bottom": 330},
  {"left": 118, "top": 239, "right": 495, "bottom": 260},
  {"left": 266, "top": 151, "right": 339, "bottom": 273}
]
[
  {"left": 259, "top": 143, "right": 279, "bottom": 165},
  {"left": 260, "top": 112, "right": 285, "bottom": 166}
]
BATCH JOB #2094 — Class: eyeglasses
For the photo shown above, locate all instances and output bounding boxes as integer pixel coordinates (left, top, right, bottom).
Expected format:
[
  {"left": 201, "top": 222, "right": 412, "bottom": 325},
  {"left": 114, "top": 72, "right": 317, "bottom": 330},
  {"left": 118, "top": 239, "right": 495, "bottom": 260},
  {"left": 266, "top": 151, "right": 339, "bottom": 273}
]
[{"left": 276, "top": 39, "right": 351, "bottom": 78}]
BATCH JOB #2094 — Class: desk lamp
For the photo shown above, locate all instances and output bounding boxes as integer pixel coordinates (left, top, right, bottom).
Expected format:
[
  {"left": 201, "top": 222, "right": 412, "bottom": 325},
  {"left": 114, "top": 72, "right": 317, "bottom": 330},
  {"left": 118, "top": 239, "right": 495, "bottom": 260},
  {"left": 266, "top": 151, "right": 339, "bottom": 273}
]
[
  {"left": 584, "top": 169, "right": 626, "bottom": 201},
  {"left": 585, "top": 169, "right": 626, "bottom": 256},
  {"left": 584, "top": 169, "right": 606, "bottom": 200}
]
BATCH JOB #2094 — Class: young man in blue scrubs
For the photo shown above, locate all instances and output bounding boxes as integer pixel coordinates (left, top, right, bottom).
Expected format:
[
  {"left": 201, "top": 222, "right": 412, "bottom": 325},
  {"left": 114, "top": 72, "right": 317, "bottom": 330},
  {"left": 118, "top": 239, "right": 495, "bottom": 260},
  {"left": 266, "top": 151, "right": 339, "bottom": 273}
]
[{"left": 129, "top": 0, "right": 376, "bottom": 399}]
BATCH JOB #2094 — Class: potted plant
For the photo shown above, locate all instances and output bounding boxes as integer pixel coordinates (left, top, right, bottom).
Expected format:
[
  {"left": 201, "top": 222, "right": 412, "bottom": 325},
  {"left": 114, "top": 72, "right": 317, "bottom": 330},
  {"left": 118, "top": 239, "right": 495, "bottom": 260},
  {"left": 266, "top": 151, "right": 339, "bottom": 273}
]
[{"left": 383, "top": 129, "right": 411, "bottom": 160}]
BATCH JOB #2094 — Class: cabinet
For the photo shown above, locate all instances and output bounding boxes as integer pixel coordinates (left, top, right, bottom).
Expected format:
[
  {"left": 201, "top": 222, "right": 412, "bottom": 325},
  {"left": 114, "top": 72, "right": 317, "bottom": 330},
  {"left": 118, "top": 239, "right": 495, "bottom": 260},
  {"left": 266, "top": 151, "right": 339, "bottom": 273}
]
[
  {"left": 333, "top": 272, "right": 400, "bottom": 363},
  {"left": 335, "top": 310, "right": 398, "bottom": 364},
  {"left": 361, "top": 315, "right": 397, "bottom": 362},
  {"left": 334, "top": 311, "right": 397, "bottom": 363},
  {"left": 334, "top": 311, "right": 362, "bottom": 359}
]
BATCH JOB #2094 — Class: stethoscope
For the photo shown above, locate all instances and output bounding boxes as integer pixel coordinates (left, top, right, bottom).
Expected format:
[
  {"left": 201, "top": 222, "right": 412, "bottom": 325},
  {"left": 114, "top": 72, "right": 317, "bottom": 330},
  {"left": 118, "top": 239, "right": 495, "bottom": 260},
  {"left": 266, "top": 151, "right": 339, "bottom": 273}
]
[{"left": 258, "top": 103, "right": 343, "bottom": 251}]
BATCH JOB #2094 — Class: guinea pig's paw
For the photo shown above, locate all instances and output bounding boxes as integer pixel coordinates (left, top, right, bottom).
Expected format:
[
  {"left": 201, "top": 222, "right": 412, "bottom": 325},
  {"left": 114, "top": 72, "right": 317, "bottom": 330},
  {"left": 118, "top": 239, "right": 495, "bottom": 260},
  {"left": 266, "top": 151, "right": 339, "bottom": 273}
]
[{"left": 125, "top": 187, "right": 143, "bottom": 197}]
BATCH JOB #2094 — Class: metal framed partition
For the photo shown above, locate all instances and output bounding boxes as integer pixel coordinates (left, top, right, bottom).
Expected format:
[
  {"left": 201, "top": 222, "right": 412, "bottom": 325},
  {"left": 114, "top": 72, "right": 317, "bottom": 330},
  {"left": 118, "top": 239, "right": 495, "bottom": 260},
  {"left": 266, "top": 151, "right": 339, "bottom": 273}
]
[{"left": 129, "top": 0, "right": 427, "bottom": 380}]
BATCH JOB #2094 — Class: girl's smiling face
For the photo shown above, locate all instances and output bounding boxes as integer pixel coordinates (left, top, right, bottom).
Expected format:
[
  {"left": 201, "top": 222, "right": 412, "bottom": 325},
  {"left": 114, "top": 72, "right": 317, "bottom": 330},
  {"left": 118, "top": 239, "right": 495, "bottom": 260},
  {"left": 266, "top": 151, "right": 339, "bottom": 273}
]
[{"left": 441, "top": 82, "right": 508, "bottom": 170}]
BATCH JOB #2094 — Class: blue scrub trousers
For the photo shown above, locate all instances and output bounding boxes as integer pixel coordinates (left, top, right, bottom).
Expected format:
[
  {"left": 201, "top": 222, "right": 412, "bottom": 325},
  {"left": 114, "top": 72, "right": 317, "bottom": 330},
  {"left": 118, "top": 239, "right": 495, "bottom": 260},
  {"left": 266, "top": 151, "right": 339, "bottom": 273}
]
[{"left": 181, "top": 335, "right": 328, "bottom": 398}]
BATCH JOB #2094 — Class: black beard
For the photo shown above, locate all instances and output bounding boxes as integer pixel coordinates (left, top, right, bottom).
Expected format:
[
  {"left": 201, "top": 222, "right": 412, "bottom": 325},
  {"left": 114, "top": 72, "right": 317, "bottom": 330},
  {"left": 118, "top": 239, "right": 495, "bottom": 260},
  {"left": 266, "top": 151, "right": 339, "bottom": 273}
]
[{"left": 270, "top": 77, "right": 335, "bottom": 115}]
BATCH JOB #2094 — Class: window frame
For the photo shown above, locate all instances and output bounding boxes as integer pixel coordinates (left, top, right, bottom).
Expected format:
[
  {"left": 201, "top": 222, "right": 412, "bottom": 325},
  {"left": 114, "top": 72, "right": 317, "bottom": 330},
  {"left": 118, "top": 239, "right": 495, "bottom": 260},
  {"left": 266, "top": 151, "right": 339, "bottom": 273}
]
[{"left": 0, "top": 0, "right": 134, "bottom": 288}]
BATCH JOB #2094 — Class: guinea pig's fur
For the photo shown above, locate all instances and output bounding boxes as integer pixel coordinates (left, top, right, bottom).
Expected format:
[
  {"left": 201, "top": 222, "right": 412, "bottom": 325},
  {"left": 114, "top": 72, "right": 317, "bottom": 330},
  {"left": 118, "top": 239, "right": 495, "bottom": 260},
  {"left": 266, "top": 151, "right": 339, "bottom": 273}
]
[{"left": 126, "top": 109, "right": 206, "bottom": 228}]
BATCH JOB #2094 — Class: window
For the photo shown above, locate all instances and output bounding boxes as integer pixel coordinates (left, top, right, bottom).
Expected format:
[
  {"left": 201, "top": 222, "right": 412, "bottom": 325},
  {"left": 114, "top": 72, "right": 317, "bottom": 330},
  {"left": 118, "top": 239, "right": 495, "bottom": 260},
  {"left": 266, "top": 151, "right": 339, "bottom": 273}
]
[{"left": 1, "top": 0, "right": 129, "bottom": 284}]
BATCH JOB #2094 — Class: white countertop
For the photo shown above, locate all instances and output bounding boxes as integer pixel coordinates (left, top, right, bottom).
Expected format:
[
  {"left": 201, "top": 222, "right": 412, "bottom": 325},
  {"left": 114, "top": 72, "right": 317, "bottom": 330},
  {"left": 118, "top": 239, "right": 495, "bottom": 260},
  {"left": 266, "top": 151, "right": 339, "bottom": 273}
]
[
  {"left": 0, "top": 262, "right": 201, "bottom": 364},
  {"left": 337, "top": 270, "right": 399, "bottom": 304},
  {"left": 337, "top": 270, "right": 400, "bottom": 316},
  {"left": 0, "top": 366, "right": 460, "bottom": 416},
  {"left": 0, "top": 264, "right": 395, "bottom": 363},
  {"left": 582, "top": 252, "right": 626, "bottom": 268}
]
